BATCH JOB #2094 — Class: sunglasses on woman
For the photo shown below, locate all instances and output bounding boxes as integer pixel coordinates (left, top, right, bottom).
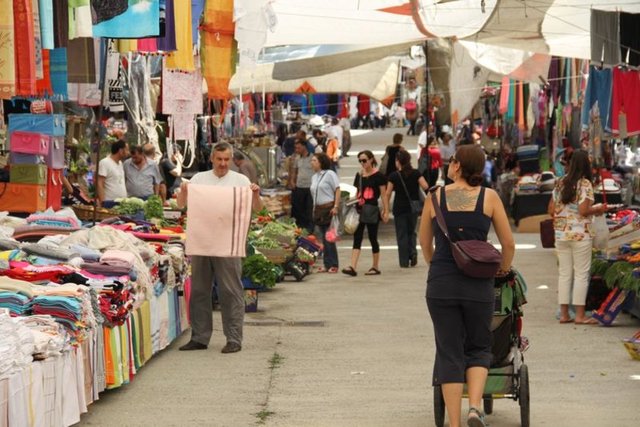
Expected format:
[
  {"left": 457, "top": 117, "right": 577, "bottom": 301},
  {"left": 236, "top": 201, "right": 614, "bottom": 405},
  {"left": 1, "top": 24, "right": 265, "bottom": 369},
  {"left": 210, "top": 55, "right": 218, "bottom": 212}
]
[{"left": 359, "top": 158, "right": 369, "bottom": 163}]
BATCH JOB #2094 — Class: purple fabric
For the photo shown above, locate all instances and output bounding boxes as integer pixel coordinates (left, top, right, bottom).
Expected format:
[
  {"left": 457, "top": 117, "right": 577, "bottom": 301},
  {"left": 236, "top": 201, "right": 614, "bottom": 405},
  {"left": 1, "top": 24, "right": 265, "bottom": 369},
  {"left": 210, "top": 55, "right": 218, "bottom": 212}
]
[{"left": 156, "top": 0, "right": 176, "bottom": 51}]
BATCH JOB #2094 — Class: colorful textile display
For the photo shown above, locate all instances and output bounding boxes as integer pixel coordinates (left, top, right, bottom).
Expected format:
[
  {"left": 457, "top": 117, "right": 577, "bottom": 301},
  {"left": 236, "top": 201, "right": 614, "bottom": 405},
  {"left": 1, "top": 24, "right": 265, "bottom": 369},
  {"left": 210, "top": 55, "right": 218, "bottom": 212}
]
[
  {"left": 164, "top": 0, "right": 193, "bottom": 70},
  {"left": 0, "top": 0, "right": 16, "bottom": 99},
  {"left": 13, "top": 0, "right": 37, "bottom": 96}
]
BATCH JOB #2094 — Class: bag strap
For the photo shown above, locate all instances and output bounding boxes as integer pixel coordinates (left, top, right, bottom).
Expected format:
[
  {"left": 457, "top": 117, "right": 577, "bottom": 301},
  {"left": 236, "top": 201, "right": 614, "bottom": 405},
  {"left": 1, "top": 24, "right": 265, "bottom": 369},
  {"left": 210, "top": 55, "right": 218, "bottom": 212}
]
[
  {"left": 398, "top": 171, "right": 413, "bottom": 201},
  {"left": 430, "top": 187, "right": 451, "bottom": 242},
  {"left": 314, "top": 171, "right": 328, "bottom": 207}
]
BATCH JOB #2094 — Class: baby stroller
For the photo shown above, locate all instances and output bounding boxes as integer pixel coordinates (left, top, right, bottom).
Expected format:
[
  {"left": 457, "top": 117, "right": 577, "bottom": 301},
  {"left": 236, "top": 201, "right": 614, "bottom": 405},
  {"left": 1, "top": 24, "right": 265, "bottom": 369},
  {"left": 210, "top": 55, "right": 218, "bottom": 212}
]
[{"left": 433, "top": 269, "right": 529, "bottom": 427}]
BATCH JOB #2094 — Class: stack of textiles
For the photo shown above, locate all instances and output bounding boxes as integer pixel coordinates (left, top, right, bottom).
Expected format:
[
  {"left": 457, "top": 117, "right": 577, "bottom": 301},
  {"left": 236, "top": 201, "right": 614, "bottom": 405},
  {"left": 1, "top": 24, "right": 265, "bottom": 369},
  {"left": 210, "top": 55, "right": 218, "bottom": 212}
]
[
  {"left": 0, "top": 292, "right": 30, "bottom": 316},
  {"left": 3, "top": 262, "right": 74, "bottom": 283},
  {"left": 15, "top": 315, "right": 69, "bottom": 360},
  {"left": 31, "top": 283, "right": 97, "bottom": 346},
  {"left": 26, "top": 212, "right": 81, "bottom": 229},
  {"left": 0, "top": 309, "right": 35, "bottom": 378}
]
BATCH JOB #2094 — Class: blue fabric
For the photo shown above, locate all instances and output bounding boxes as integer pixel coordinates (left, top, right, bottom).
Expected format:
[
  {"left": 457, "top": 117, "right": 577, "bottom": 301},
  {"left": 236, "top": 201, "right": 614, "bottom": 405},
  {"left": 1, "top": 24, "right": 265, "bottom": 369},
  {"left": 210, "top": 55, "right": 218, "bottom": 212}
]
[
  {"left": 191, "top": 0, "right": 205, "bottom": 45},
  {"left": 93, "top": 0, "right": 160, "bottom": 38},
  {"left": 8, "top": 114, "right": 66, "bottom": 136},
  {"left": 49, "top": 49, "right": 69, "bottom": 100},
  {"left": 39, "top": 0, "right": 55, "bottom": 49},
  {"left": 580, "top": 65, "right": 613, "bottom": 132}
]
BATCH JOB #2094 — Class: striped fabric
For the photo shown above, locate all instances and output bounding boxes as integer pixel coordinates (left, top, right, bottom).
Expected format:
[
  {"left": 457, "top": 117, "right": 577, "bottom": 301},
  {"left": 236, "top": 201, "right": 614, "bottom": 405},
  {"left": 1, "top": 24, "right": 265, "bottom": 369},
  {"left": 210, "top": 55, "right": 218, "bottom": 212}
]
[
  {"left": 0, "top": 0, "right": 16, "bottom": 99},
  {"left": 186, "top": 184, "right": 252, "bottom": 258},
  {"left": 200, "top": 0, "right": 235, "bottom": 99},
  {"left": 13, "top": 0, "right": 37, "bottom": 96}
]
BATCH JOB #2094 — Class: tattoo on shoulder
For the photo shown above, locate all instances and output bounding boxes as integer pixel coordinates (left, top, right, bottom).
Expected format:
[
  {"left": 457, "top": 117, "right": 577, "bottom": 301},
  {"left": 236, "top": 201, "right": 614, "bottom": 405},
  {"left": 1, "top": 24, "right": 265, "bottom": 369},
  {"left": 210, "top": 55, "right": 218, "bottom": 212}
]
[{"left": 447, "top": 189, "right": 477, "bottom": 211}]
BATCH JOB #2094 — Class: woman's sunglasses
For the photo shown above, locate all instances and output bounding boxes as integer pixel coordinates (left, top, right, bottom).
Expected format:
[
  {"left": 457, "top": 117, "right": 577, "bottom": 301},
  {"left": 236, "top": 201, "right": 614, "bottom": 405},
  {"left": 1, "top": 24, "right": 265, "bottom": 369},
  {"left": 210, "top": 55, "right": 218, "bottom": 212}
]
[{"left": 359, "top": 158, "right": 369, "bottom": 163}]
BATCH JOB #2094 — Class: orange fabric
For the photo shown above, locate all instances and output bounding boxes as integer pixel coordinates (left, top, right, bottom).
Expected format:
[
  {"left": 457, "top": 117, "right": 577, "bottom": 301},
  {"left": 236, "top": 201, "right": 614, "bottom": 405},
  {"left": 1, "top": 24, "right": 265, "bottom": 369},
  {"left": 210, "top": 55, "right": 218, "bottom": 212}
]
[
  {"left": 36, "top": 49, "right": 52, "bottom": 96},
  {"left": 201, "top": 0, "right": 235, "bottom": 100},
  {"left": 296, "top": 81, "right": 316, "bottom": 94},
  {"left": 103, "top": 327, "right": 115, "bottom": 386},
  {"left": 517, "top": 82, "right": 525, "bottom": 130},
  {"left": 13, "top": 0, "right": 36, "bottom": 96},
  {"left": 326, "top": 138, "right": 339, "bottom": 162}
]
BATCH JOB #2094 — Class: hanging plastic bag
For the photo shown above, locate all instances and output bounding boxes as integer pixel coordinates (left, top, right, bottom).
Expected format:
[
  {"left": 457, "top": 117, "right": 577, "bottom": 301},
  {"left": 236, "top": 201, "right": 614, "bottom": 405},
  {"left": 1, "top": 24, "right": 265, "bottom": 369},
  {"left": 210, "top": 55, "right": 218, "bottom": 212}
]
[
  {"left": 592, "top": 214, "right": 609, "bottom": 250},
  {"left": 325, "top": 216, "right": 341, "bottom": 243},
  {"left": 343, "top": 206, "right": 359, "bottom": 235}
]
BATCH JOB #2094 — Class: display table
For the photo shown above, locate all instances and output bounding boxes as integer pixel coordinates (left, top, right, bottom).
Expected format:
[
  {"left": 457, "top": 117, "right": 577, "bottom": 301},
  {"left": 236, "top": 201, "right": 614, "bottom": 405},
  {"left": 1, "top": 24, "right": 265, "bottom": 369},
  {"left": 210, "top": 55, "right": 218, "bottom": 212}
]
[{"left": 512, "top": 191, "right": 623, "bottom": 224}]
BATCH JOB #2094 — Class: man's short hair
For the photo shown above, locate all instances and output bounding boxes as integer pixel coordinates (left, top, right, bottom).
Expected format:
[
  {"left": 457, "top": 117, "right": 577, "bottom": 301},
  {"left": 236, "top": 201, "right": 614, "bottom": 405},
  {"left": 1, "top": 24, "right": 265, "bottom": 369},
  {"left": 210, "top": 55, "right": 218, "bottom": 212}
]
[
  {"left": 130, "top": 145, "right": 144, "bottom": 155},
  {"left": 213, "top": 142, "right": 233, "bottom": 153},
  {"left": 111, "top": 139, "right": 127, "bottom": 155},
  {"left": 142, "top": 144, "right": 156, "bottom": 157},
  {"left": 233, "top": 151, "right": 245, "bottom": 161}
]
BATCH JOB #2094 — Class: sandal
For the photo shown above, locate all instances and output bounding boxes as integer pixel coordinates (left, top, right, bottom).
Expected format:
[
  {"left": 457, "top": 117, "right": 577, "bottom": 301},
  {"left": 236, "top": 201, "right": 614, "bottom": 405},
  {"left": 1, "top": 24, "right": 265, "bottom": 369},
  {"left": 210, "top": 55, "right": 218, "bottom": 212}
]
[
  {"left": 364, "top": 268, "right": 381, "bottom": 275},
  {"left": 467, "top": 407, "right": 487, "bottom": 427},
  {"left": 327, "top": 267, "right": 339, "bottom": 274},
  {"left": 341, "top": 266, "right": 357, "bottom": 276},
  {"left": 316, "top": 267, "right": 328, "bottom": 273},
  {"left": 574, "top": 317, "right": 599, "bottom": 325}
]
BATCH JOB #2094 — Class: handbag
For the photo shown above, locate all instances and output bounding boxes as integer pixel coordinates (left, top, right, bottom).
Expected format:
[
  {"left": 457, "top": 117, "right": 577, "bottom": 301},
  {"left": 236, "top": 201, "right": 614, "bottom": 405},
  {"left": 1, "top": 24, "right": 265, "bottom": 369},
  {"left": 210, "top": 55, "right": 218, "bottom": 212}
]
[
  {"left": 398, "top": 172, "right": 423, "bottom": 215},
  {"left": 431, "top": 190, "right": 502, "bottom": 279},
  {"left": 357, "top": 173, "right": 380, "bottom": 224},
  {"left": 312, "top": 172, "right": 333, "bottom": 226},
  {"left": 539, "top": 218, "right": 555, "bottom": 248}
]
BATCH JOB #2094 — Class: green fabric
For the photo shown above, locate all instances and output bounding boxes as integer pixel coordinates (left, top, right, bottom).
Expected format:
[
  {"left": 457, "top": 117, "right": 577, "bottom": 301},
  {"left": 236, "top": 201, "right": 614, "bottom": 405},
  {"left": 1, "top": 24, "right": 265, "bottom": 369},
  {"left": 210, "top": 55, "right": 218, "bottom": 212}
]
[{"left": 68, "top": 0, "right": 89, "bottom": 6}]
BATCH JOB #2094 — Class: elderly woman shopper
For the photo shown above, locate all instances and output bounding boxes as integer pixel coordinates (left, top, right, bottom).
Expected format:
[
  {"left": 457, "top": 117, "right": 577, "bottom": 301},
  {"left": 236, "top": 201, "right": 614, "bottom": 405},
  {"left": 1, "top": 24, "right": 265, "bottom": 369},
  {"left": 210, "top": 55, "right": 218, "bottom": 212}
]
[
  {"left": 383, "top": 150, "right": 429, "bottom": 268},
  {"left": 419, "top": 144, "right": 515, "bottom": 427},
  {"left": 547, "top": 149, "right": 607, "bottom": 324},
  {"left": 342, "top": 150, "right": 388, "bottom": 277},
  {"left": 310, "top": 153, "right": 341, "bottom": 273}
]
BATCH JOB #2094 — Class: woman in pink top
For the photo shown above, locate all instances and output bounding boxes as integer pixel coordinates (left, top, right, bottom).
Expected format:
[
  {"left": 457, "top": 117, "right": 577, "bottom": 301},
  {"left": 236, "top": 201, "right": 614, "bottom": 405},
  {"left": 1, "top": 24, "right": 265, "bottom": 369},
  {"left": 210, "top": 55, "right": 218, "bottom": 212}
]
[{"left": 421, "top": 136, "right": 442, "bottom": 187}]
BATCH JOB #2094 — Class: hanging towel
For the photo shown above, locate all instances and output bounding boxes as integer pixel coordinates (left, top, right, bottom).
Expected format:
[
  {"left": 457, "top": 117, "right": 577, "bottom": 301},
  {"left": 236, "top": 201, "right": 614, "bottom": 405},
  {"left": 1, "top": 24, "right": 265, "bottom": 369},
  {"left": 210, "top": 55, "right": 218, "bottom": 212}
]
[
  {"left": 580, "top": 65, "right": 612, "bottom": 132},
  {"left": 53, "top": 0, "right": 69, "bottom": 48},
  {"left": 49, "top": 48, "right": 69, "bottom": 100},
  {"left": 0, "top": 0, "right": 16, "bottom": 99},
  {"left": 517, "top": 82, "right": 525, "bottom": 130},
  {"left": 590, "top": 10, "right": 621, "bottom": 66},
  {"left": 200, "top": 0, "right": 234, "bottom": 97},
  {"left": 161, "top": 60, "right": 203, "bottom": 114},
  {"left": 67, "top": 37, "right": 96, "bottom": 83},
  {"left": 611, "top": 68, "right": 640, "bottom": 136},
  {"left": 620, "top": 12, "right": 640, "bottom": 67},
  {"left": 33, "top": 0, "right": 44, "bottom": 79},
  {"left": 165, "top": 0, "right": 193, "bottom": 70},
  {"left": 39, "top": 0, "right": 54, "bottom": 49},
  {"left": 13, "top": 0, "right": 37, "bottom": 96},
  {"left": 69, "top": 4, "right": 94, "bottom": 39},
  {"left": 506, "top": 79, "right": 515, "bottom": 122},
  {"left": 186, "top": 184, "right": 252, "bottom": 257},
  {"left": 156, "top": 0, "right": 176, "bottom": 52},
  {"left": 90, "top": 0, "right": 128, "bottom": 24}
]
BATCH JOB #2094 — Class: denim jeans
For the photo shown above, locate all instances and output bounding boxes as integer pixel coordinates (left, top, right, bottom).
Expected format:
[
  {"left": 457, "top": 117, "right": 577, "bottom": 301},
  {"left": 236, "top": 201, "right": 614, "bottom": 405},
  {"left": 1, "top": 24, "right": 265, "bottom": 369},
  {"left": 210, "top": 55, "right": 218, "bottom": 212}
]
[
  {"left": 394, "top": 212, "right": 418, "bottom": 267},
  {"left": 315, "top": 224, "right": 339, "bottom": 269}
]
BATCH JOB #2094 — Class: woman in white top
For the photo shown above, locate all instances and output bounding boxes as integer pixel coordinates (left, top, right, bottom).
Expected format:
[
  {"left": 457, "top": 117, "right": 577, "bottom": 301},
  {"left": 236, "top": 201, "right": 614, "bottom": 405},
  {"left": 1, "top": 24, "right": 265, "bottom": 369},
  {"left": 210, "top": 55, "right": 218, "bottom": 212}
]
[
  {"left": 310, "top": 153, "right": 341, "bottom": 273},
  {"left": 548, "top": 150, "right": 607, "bottom": 324}
]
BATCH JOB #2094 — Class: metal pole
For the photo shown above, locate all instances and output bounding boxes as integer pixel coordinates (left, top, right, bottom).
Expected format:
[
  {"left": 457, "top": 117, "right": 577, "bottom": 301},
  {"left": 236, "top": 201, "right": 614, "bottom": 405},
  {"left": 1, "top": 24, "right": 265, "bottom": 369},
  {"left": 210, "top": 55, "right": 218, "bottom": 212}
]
[
  {"left": 423, "top": 40, "right": 429, "bottom": 133},
  {"left": 93, "top": 38, "right": 111, "bottom": 224}
]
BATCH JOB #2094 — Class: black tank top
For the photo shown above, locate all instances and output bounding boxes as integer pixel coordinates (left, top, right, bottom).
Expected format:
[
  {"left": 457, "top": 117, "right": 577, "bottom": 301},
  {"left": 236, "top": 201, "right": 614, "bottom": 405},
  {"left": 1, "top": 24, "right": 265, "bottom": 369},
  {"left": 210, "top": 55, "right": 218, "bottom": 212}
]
[{"left": 427, "top": 186, "right": 494, "bottom": 302}]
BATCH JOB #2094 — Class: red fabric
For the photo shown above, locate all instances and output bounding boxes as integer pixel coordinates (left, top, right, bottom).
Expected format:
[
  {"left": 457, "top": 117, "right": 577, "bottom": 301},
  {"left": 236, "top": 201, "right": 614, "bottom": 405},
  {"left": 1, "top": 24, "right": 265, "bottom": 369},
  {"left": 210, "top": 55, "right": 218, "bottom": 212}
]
[
  {"left": 137, "top": 38, "right": 158, "bottom": 53},
  {"left": 338, "top": 95, "right": 349, "bottom": 118},
  {"left": 36, "top": 50, "right": 52, "bottom": 96},
  {"left": 428, "top": 146, "right": 443, "bottom": 170},
  {"left": 611, "top": 68, "right": 640, "bottom": 136},
  {"left": 357, "top": 95, "right": 370, "bottom": 116},
  {"left": 13, "top": 0, "right": 36, "bottom": 95}
]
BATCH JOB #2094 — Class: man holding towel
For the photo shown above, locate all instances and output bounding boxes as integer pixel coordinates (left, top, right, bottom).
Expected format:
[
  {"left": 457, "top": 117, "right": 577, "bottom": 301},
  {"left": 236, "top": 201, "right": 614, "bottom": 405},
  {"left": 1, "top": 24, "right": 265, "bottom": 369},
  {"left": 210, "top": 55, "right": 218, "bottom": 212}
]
[{"left": 177, "top": 142, "right": 262, "bottom": 353}]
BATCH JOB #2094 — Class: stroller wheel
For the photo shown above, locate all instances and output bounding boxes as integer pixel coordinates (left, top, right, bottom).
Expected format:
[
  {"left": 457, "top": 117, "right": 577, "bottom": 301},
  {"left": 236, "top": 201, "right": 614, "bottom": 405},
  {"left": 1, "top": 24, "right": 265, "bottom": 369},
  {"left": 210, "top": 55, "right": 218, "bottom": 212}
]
[
  {"left": 433, "top": 385, "right": 445, "bottom": 427},
  {"left": 483, "top": 397, "right": 493, "bottom": 415},
  {"left": 519, "top": 364, "right": 530, "bottom": 427}
]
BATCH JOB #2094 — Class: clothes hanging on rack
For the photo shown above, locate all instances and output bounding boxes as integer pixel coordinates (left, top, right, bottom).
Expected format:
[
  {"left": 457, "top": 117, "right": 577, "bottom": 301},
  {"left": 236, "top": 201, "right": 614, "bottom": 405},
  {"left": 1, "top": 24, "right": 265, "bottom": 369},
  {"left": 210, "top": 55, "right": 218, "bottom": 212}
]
[
  {"left": 590, "top": 10, "right": 621, "bottom": 66},
  {"left": 619, "top": 12, "right": 640, "bottom": 67},
  {"left": 611, "top": 67, "right": 640, "bottom": 136},
  {"left": 580, "top": 66, "right": 612, "bottom": 132}
]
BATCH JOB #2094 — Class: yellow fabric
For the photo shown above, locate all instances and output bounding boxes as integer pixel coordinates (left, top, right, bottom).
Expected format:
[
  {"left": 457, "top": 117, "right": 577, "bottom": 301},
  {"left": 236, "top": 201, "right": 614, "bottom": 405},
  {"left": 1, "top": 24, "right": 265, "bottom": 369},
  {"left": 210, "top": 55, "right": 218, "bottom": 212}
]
[
  {"left": 201, "top": 0, "right": 235, "bottom": 99},
  {"left": 140, "top": 300, "right": 153, "bottom": 363},
  {"left": 165, "top": 0, "right": 194, "bottom": 71},
  {"left": 116, "top": 39, "right": 138, "bottom": 53},
  {"left": 119, "top": 323, "right": 130, "bottom": 384},
  {"left": 0, "top": 0, "right": 16, "bottom": 99}
]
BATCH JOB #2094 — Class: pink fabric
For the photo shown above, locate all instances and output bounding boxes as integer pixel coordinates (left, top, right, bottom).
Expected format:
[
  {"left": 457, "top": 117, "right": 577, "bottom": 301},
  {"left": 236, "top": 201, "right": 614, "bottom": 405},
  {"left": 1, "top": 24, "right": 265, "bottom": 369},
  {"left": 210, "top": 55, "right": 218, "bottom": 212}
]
[
  {"left": 185, "top": 185, "right": 252, "bottom": 257},
  {"left": 499, "top": 76, "right": 510, "bottom": 115}
]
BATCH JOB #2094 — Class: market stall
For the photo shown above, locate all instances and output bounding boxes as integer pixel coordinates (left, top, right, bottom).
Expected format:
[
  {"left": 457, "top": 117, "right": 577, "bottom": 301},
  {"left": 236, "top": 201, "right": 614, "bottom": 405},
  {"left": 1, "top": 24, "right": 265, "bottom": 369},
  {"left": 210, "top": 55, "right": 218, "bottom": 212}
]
[{"left": 0, "top": 207, "right": 189, "bottom": 426}]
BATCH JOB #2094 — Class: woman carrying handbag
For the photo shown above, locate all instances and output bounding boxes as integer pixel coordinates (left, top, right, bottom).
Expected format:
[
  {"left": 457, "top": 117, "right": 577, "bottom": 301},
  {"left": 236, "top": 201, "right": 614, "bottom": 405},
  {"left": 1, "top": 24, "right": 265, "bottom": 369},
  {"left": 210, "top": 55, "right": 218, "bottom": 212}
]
[
  {"left": 419, "top": 145, "right": 515, "bottom": 427},
  {"left": 342, "top": 150, "right": 388, "bottom": 277},
  {"left": 383, "top": 150, "right": 429, "bottom": 267}
]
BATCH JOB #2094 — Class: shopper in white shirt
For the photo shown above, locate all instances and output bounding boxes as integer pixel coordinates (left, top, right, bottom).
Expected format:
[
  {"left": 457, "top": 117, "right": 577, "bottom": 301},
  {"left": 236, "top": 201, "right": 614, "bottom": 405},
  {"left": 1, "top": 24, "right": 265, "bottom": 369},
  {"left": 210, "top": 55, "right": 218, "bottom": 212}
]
[
  {"left": 439, "top": 125, "right": 457, "bottom": 184},
  {"left": 96, "top": 140, "right": 129, "bottom": 208}
]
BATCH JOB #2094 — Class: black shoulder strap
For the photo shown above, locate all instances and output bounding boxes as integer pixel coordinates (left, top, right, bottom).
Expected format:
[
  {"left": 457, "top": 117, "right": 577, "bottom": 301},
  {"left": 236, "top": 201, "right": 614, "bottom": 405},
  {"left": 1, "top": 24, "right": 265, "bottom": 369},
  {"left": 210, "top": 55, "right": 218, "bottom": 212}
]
[
  {"left": 475, "top": 187, "right": 486, "bottom": 213},
  {"left": 430, "top": 187, "right": 451, "bottom": 242},
  {"left": 398, "top": 172, "right": 412, "bottom": 201}
]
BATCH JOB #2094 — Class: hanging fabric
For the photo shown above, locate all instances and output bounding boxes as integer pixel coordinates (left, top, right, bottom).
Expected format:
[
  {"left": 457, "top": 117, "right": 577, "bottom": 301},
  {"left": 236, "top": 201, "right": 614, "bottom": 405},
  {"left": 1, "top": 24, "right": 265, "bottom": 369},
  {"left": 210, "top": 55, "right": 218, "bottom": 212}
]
[
  {"left": 201, "top": 0, "right": 234, "bottom": 98},
  {"left": 620, "top": 12, "right": 640, "bottom": 67},
  {"left": 164, "top": 0, "right": 193, "bottom": 70},
  {"left": 53, "top": 0, "right": 69, "bottom": 48},
  {"left": 92, "top": 0, "right": 159, "bottom": 38},
  {"left": 498, "top": 76, "right": 509, "bottom": 115},
  {"left": 14, "top": 0, "right": 37, "bottom": 96},
  {"left": 590, "top": 10, "right": 621, "bottom": 66},
  {"left": 69, "top": 1, "right": 93, "bottom": 39},
  {"left": 517, "top": 82, "right": 525, "bottom": 130},
  {"left": 36, "top": 49, "right": 53, "bottom": 97},
  {"left": 39, "top": 0, "right": 54, "bottom": 49},
  {"left": 90, "top": 0, "right": 128, "bottom": 25},
  {"left": 580, "top": 66, "right": 613, "bottom": 132},
  {"left": 161, "top": 58, "right": 203, "bottom": 115},
  {"left": 190, "top": 0, "right": 205, "bottom": 45},
  {"left": 506, "top": 79, "right": 515, "bottom": 122},
  {"left": 0, "top": 0, "right": 16, "bottom": 99},
  {"left": 67, "top": 37, "right": 96, "bottom": 83},
  {"left": 156, "top": 0, "right": 176, "bottom": 52},
  {"left": 49, "top": 48, "right": 69, "bottom": 99},
  {"left": 611, "top": 67, "right": 640, "bottom": 137},
  {"left": 33, "top": 0, "right": 44, "bottom": 80}
]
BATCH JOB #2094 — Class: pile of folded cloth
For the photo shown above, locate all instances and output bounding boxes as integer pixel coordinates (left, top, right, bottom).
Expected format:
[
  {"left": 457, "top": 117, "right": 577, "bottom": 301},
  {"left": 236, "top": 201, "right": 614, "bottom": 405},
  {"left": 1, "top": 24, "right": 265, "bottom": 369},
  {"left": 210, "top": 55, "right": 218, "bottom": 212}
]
[
  {"left": 0, "top": 291, "right": 30, "bottom": 316},
  {"left": 15, "top": 315, "right": 69, "bottom": 360},
  {"left": 0, "top": 308, "right": 35, "bottom": 378}
]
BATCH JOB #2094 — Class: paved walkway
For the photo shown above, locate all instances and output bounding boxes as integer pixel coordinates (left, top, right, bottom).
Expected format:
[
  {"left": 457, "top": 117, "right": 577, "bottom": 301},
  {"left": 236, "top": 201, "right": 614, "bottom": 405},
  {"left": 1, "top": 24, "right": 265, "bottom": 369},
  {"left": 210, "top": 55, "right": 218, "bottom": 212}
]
[{"left": 78, "top": 129, "right": 639, "bottom": 427}]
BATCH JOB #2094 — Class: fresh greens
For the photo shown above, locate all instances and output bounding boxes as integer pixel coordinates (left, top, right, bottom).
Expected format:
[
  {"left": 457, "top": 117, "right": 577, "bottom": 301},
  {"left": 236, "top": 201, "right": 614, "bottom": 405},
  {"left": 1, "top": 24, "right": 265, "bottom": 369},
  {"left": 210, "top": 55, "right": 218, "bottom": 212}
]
[
  {"left": 144, "top": 195, "right": 164, "bottom": 220},
  {"left": 114, "top": 197, "right": 146, "bottom": 215},
  {"left": 242, "top": 254, "right": 279, "bottom": 288}
]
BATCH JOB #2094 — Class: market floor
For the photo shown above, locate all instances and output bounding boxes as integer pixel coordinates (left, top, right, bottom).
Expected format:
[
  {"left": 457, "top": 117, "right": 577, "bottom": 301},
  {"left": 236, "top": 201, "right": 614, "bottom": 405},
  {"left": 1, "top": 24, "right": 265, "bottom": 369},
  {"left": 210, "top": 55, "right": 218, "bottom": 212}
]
[{"left": 77, "top": 128, "right": 640, "bottom": 427}]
